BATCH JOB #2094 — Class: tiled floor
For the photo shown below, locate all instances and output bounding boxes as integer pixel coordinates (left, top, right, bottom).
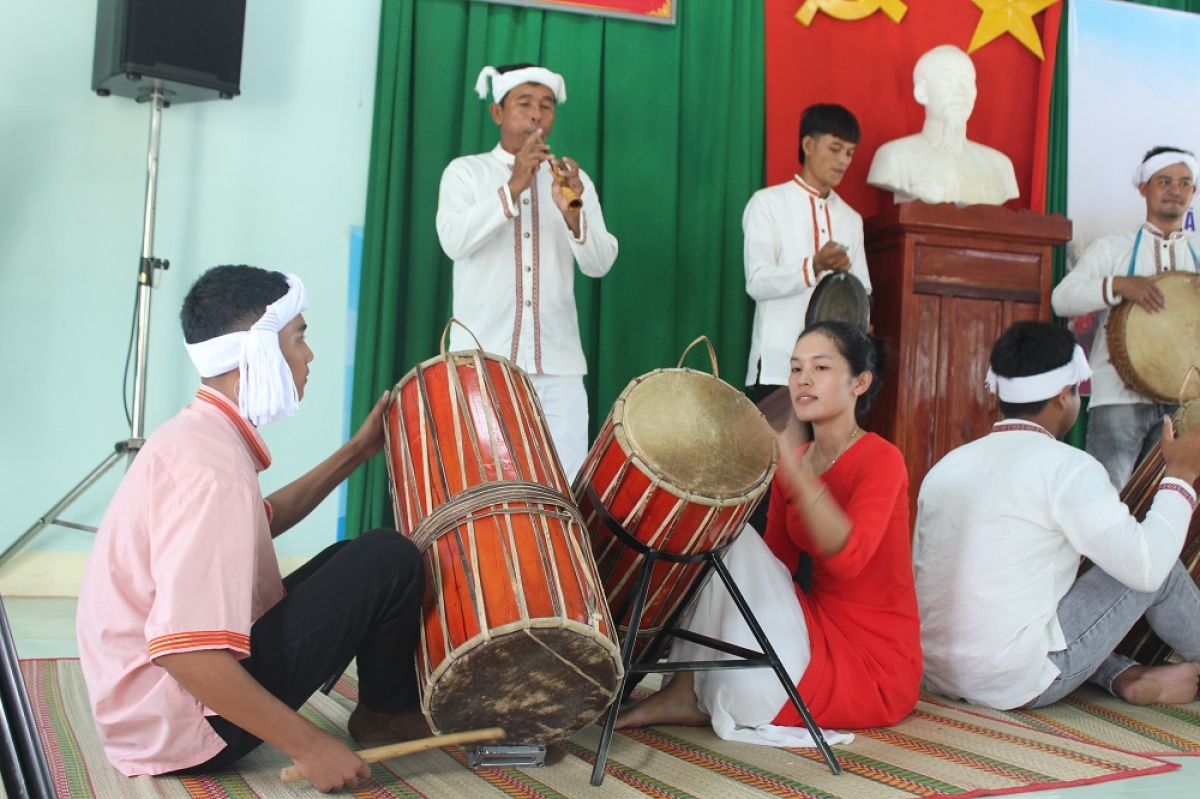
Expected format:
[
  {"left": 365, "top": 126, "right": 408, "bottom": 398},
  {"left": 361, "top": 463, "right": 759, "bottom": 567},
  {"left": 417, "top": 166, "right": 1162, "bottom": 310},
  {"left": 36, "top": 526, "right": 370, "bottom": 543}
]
[{"left": 4, "top": 596, "right": 1197, "bottom": 797}]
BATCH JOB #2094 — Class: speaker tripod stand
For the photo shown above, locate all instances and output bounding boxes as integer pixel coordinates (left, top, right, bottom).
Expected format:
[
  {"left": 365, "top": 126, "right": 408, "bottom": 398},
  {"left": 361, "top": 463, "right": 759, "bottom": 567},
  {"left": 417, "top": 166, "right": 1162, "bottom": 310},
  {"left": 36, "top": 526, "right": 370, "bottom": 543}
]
[{"left": 0, "top": 89, "right": 170, "bottom": 571}]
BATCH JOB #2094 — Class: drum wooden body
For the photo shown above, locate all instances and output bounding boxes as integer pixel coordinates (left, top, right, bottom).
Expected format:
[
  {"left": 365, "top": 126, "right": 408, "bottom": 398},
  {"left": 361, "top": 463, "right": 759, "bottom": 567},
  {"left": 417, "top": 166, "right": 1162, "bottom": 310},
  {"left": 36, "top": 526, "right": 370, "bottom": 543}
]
[
  {"left": 1113, "top": 399, "right": 1200, "bottom": 664},
  {"left": 385, "top": 348, "right": 621, "bottom": 743},
  {"left": 1106, "top": 271, "right": 1200, "bottom": 403},
  {"left": 574, "top": 367, "right": 776, "bottom": 662}
]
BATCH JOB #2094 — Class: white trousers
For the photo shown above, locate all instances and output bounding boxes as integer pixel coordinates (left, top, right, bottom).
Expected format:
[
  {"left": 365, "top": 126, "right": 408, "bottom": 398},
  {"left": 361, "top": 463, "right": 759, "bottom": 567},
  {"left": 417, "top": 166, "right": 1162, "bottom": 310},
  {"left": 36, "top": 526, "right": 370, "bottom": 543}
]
[
  {"left": 670, "top": 528, "right": 854, "bottom": 748},
  {"left": 527, "top": 373, "right": 589, "bottom": 483}
]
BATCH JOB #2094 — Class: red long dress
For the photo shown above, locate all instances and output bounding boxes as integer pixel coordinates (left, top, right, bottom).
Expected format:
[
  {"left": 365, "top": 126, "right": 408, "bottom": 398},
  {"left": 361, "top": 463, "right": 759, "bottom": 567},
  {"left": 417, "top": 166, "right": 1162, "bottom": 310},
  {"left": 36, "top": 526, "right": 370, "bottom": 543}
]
[{"left": 763, "top": 432, "right": 922, "bottom": 729}]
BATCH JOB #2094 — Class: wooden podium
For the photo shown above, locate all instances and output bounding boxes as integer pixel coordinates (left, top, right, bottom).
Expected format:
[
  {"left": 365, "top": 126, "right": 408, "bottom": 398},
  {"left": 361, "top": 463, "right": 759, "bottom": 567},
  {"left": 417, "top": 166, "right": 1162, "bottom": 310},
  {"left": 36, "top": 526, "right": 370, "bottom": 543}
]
[{"left": 862, "top": 201, "right": 1072, "bottom": 521}]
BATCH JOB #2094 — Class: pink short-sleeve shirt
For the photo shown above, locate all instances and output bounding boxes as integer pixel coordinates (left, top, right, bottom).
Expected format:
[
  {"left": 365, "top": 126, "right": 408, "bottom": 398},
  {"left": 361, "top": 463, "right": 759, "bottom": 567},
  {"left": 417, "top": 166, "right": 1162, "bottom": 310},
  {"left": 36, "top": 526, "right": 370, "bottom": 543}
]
[{"left": 77, "top": 387, "right": 285, "bottom": 776}]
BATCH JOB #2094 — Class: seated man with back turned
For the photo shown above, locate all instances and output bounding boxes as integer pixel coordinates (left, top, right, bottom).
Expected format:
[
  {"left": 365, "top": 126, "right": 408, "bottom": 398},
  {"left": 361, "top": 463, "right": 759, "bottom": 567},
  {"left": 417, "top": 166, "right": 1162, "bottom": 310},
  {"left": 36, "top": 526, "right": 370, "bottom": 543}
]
[
  {"left": 77, "top": 265, "right": 426, "bottom": 792},
  {"left": 914, "top": 321, "right": 1200, "bottom": 710}
]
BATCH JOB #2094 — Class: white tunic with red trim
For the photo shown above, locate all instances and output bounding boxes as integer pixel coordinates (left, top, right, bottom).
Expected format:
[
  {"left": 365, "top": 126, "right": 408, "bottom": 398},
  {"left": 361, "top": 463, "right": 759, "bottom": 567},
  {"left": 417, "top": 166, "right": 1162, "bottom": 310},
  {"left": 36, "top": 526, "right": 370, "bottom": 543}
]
[
  {"left": 742, "top": 176, "right": 871, "bottom": 386},
  {"left": 77, "top": 388, "right": 284, "bottom": 776},
  {"left": 1051, "top": 223, "right": 1199, "bottom": 407},
  {"left": 913, "top": 420, "right": 1196, "bottom": 709},
  {"left": 436, "top": 144, "right": 618, "bottom": 376}
]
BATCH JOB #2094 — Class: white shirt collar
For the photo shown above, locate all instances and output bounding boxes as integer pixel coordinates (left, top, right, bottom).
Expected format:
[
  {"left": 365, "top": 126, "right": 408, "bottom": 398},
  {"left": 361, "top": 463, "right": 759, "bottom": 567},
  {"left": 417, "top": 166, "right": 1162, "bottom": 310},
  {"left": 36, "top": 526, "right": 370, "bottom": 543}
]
[
  {"left": 991, "top": 419, "right": 1055, "bottom": 438},
  {"left": 1142, "top": 221, "right": 1188, "bottom": 241},
  {"left": 793, "top": 174, "right": 836, "bottom": 202},
  {"left": 491, "top": 142, "right": 516, "bottom": 166}
]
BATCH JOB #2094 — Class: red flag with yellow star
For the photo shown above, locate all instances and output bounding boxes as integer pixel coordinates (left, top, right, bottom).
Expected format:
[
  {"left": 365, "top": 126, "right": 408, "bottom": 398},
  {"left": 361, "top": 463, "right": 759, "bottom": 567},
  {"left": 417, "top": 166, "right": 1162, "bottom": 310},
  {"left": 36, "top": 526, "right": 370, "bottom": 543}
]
[{"left": 766, "top": 0, "right": 1062, "bottom": 218}]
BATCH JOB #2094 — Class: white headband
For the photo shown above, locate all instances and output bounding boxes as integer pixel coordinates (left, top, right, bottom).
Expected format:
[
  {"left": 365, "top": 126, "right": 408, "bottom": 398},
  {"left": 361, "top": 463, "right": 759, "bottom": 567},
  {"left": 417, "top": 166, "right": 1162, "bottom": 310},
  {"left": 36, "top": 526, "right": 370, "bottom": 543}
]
[
  {"left": 1133, "top": 151, "right": 1198, "bottom": 187},
  {"left": 184, "top": 274, "right": 308, "bottom": 426},
  {"left": 985, "top": 345, "right": 1092, "bottom": 403},
  {"left": 475, "top": 66, "right": 567, "bottom": 104}
]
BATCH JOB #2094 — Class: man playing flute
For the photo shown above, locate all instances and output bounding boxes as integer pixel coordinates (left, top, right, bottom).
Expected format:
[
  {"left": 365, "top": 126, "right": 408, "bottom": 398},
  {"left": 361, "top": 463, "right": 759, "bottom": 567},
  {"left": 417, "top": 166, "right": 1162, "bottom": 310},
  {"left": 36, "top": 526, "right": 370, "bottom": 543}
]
[{"left": 436, "top": 64, "right": 618, "bottom": 480}]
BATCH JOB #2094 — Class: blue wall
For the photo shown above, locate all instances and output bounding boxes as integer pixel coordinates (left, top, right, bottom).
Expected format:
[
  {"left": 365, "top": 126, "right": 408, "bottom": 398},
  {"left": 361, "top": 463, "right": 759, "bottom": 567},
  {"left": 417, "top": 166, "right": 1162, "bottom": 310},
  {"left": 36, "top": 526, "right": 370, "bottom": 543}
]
[{"left": 0, "top": 0, "right": 382, "bottom": 591}]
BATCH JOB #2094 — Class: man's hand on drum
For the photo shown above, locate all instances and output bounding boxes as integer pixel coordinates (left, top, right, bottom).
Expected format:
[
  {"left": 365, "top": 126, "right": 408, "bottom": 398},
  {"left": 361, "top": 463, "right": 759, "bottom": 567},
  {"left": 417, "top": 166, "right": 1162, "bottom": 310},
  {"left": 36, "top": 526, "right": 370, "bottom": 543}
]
[
  {"left": 349, "top": 391, "right": 390, "bottom": 464},
  {"left": 813, "top": 241, "right": 850, "bottom": 276},
  {"left": 1161, "top": 414, "right": 1200, "bottom": 485},
  {"left": 1113, "top": 276, "right": 1167, "bottom": 313}
]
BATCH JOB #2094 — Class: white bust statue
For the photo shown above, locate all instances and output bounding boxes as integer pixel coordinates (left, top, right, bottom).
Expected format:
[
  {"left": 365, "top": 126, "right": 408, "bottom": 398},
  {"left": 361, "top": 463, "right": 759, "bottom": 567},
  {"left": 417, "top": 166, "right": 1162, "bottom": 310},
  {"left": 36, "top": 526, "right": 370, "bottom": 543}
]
[{"left": 867, "top": 45, "right": 1019, "bottom": 206}]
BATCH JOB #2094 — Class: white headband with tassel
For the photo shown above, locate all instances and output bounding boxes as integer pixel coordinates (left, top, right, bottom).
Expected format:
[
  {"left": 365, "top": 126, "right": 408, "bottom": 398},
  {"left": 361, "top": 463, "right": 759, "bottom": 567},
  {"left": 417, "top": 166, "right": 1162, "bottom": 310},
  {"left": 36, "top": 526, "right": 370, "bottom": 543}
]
[
  {"left": 985, "top": 345, "right": 1092, "bottom": 403},
  {"left": 184, "top": 274, "right": 308, "bottom": 426},
  {"left": 1133, "top": 151, "right": 1198, "bottom": 187},
  {"left": 474, "top": 65, "right": 567, "bottom": 104}
]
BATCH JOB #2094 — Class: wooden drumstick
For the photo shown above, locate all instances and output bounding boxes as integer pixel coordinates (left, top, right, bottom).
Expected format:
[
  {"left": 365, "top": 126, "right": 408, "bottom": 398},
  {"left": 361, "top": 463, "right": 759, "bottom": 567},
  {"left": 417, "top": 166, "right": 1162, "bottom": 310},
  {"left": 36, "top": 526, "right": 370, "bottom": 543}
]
[{"left": 279, "top": 727, "right": 505, "bottom": 784}]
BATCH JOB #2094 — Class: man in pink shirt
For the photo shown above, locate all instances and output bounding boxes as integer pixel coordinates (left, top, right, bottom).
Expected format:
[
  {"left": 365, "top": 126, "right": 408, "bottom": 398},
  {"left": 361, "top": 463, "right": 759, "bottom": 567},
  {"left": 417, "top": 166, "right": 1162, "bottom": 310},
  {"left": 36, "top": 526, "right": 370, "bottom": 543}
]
[{"left": 77, "top": 266, "right": 425, "bottom": 791}]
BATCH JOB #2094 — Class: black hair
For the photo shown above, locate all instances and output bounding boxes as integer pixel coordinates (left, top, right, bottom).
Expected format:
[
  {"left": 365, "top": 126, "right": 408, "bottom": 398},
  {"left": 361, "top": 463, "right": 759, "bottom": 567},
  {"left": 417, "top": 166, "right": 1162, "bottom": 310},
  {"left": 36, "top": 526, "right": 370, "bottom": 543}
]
[
  {"left": 989, "top": 321, "right": 1078, "bottom": 417},
  {"left": 797, "top": 320, "right": 885, "bottom": 416},
  {"left": 1142, "top": 145, "right": 1195, "bottom": 163},
  {"left": 180, "top": 265, "right": 289, "bottom": 344},
  {"left": 797, "top": 104, "right": 861, "bottom": 164},
  {"left": 495, "top": 63, "right": 543, "bottom": 107}
]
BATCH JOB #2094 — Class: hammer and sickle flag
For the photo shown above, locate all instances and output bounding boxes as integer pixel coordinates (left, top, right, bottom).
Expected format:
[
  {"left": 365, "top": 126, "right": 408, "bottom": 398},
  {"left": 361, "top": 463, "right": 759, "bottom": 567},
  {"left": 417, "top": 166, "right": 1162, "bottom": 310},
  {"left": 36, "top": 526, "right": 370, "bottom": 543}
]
[{"left": 795, "top": 0, "right": 908, "bottom": 26}]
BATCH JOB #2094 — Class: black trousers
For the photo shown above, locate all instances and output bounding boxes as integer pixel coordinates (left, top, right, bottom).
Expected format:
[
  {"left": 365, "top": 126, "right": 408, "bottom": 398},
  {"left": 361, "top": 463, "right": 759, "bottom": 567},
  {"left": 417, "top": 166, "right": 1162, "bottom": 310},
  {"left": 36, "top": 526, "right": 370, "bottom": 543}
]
[{"left": 172, "top": 528, "right": 425, "bottom": 773}]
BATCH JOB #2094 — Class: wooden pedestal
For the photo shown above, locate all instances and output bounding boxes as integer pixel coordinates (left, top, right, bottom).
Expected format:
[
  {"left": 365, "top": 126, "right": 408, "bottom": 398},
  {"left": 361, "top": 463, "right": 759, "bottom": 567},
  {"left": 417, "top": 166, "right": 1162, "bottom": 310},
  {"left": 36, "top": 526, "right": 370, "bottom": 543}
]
[{"left": 863, "top": 201, "right": 1072, "bottom": 523}]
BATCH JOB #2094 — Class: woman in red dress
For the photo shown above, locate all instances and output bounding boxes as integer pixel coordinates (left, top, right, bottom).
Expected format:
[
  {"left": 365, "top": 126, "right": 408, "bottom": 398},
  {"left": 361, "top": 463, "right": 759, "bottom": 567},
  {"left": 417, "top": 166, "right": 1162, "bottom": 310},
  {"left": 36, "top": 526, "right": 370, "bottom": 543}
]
[{"left": 617, "top": 321, "right": 921, "bottom": 745}]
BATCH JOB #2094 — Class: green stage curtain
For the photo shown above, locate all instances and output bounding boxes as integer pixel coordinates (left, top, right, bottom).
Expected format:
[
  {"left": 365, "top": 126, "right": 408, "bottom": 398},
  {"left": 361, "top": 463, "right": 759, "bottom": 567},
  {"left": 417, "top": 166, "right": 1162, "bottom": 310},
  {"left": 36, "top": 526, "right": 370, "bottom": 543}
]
[
  {"left": 1049, "top": 0, "right": 1200, "bottom": 449},
  {"left": 1046, "top": 0, "right": 1084, "bottom": 447},
  {"left": 344, "top": 0, "right": 764, "bottom": 536}
]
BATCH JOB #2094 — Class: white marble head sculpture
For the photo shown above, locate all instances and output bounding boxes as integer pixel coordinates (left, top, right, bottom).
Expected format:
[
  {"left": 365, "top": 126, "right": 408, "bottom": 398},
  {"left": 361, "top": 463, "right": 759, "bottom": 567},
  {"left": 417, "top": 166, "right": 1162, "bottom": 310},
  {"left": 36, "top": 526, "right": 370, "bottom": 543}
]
[
  {"left": 914, "top": 45, "right": 977, "bottom": 138},
  {"left": 866, "top": 44, "right": 1019, "bottom": 206}
]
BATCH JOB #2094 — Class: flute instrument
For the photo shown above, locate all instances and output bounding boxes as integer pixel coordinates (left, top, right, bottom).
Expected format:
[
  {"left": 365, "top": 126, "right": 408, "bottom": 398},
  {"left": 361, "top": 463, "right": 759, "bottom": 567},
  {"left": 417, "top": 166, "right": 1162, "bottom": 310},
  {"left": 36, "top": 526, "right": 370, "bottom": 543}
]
[{"left": 549, "top": 161, "right": 583, "bottom": 210}]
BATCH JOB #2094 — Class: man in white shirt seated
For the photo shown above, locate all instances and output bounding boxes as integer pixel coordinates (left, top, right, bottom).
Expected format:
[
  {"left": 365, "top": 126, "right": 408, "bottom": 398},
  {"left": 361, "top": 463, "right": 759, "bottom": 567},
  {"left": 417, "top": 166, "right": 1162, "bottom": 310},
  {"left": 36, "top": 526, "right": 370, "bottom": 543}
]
[
  {"left": 913, "top": 321, "right": 1200, "bottom": 710},
  {"left": 436, "top": 63, "right": 619, "bottom": 480}
]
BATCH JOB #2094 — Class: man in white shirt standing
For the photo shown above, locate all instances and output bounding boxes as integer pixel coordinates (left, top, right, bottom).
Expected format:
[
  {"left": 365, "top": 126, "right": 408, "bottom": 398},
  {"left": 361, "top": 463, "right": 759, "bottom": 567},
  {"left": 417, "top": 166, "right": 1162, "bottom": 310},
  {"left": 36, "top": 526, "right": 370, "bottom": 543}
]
[
  {"left": 436, "top": 64, "right": 618, "bottom": 480},
  {"left": 914, "top": 321, "right": 1200, "bottom": 711},
  {"left": 1051, "top": 147, "right": 1199, "bottom": 488},
  {"left": 743, "top": 103, "right": 871, "bottom": 402},
  {"left": 742, "top": 104, "right": 870, "bottom": 534}
]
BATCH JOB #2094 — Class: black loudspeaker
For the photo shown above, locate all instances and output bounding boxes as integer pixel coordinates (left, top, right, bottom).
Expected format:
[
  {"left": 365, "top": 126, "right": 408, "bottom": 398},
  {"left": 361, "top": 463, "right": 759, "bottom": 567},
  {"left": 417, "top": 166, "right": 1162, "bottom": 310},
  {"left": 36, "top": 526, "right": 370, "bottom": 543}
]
[{"left": 93, "top": 0, "right": 246, "bottom": 104}]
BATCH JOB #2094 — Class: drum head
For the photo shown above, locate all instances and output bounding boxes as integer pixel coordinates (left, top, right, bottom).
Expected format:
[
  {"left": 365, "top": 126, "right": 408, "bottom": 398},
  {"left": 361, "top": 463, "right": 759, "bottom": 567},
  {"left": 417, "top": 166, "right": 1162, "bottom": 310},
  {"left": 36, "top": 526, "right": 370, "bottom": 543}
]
[
  {"left": 619, "top": 370, "right": 774, "bottom": 499},
  {"left": 805, "top": 272, "right": 870, "bottom": 333},
  {"left": 1112, "top": 272, "right": 1200, "bottom": 403},
  {"left": 427, "top": 625, "right": 619, "bottom": 743}
]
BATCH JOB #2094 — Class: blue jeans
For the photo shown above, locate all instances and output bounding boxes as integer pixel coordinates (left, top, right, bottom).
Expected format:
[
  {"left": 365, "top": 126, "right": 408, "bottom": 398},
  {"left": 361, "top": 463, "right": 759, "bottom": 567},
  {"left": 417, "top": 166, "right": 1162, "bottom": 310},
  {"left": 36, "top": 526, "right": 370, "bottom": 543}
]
[
  {"left": 1086, "top": 402, "right": 1176, "bottom": 489},
  {"left": 1023, "top": 561, "right": 1200, "bottom": 708}
]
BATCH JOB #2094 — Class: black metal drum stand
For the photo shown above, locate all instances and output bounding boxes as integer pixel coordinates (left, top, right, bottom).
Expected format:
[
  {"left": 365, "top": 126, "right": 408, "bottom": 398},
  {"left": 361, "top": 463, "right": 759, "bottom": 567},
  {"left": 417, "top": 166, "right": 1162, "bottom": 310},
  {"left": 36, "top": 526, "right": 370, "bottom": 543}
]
[{"left": 588, "top": 523, "right": 841, "bottom": 786}]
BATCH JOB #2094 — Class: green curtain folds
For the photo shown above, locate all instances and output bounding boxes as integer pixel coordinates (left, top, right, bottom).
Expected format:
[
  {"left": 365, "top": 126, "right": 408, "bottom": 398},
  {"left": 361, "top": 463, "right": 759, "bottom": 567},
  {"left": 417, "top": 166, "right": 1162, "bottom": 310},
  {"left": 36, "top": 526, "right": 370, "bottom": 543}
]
[
  {"left": 1046, "top": 0, "right": 1084, "bottom": 447},
  {"left": 345, "top": 0, "right": 764, "bottom": 536}
]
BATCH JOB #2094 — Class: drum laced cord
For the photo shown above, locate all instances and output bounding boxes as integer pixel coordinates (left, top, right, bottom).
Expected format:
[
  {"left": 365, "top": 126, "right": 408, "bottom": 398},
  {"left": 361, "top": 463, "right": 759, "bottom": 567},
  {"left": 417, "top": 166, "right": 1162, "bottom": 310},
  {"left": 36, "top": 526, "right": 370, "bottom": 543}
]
[{"left": 408, "top": 482, "right": 581, "bottom": 552}]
